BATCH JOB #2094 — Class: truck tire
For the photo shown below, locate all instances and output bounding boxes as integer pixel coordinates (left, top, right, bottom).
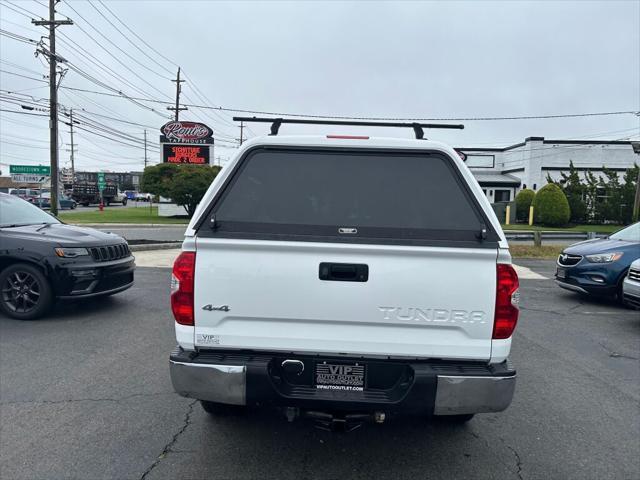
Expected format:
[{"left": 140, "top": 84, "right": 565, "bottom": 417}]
[
  {"left": 200, "top": 401, "right": 246, "bottom": 416},
  {"left": 82, "top": 202, "right": 90, "bottom": 207},
  {"left": 0, "top": 263, "right": 53, "bottom": 320},
  {"left": 122, "top": 197, "right": 128, "bottom": 206}
]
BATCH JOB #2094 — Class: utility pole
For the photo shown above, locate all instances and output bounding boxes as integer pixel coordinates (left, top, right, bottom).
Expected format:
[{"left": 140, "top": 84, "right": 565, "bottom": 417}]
[
  {"left": 239, "top": 120, "right": 244, "bottom": 145},
  {"left": 144, "top": 130, "right": 148, "bottom": 168},
  {"left": 167, "top": 67, "right": 187, "bottom": 121},
  {"left": 69, "top": 108, "right": 75, "bottom": 180},
  {"left": 33, "top": 0, "right": 72, "bottom": 216}
]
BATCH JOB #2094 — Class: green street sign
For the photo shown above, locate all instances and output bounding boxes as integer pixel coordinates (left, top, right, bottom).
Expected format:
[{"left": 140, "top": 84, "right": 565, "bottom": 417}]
[
  {"left": 10, "top": 165, "right": 50, "bottom": 175},
  {"left": 97, "top": 172, "right": 106, "bottom": 189}
]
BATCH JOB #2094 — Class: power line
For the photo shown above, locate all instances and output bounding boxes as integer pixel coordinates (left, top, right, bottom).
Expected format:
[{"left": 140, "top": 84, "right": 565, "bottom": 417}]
[
  {"left": 59, "top": 1, "right": 173, "bottom": 99},
  {"left": 0, "top": 17, "right": 42, "bottom": 35},
  {"left": 64, "top": 61, "right": 169, "bottom": 118},
  {"left": 86, "top": 1, "right": 236, "bottom": 137},
  {"left": 75, "top": 0, "right": 172, "bottom": 80},
  {"left": 48, "top": 85, "right": 640, "bottom": 121},
  {"left": 89, "top": 0, "right": 173, "bottom": 76},
  {"left": 3, "top": 0, "right": 42, "bottom": 18},
  {"left": 0, "top": 139, "right": 49, "bottom": 149},
  {"left": 0, "top": 107, "right": 48, "bottom": 116},
  {"left": 57, "top": 33, "right": 165, "bottom": 101},
  {"left": 96, "top": 0, "right": 178, "bottom": 68},
  {"left": 0, "top": 59, "right": 43, "bottom": 76},
  {"left": 0, "top": 69, "right": 47, "bottom": 82},
  {"left": 0, "top": 28, "right": 39, "bottom": 44},
  {"left": 0, "top": 2, "right": 35, "bottom": 19}
]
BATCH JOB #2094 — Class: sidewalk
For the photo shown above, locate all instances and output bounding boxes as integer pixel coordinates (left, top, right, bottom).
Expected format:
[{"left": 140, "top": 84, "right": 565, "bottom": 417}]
[{"left": 132, "top": 248, "right": 550, "bottom": 279}]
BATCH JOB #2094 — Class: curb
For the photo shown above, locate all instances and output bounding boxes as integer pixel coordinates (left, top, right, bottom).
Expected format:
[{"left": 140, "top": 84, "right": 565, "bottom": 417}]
[
  {"left": 69, "top": 223, "right": 188, "bottom": 228},
  {"left": 129, "top": 242, "right": 182, "bottom": 252}
]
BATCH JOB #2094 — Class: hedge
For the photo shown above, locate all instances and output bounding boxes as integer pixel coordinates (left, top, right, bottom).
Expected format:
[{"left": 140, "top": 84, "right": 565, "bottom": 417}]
[
  {"left": 515, "top": 188, "right": 535, "bottom": 222},
  {"left": 532, "top": 183, "right": 571, "bottom": 227}
]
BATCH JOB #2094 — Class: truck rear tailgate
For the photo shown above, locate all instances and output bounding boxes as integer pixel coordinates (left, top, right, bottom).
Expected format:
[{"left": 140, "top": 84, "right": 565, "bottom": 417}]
[{"left": 194, "top": 239, "right": 496, "bottom": 360}]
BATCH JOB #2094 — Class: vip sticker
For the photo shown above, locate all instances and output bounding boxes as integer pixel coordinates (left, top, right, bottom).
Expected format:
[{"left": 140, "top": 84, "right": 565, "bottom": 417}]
[{"left": 196, "top": 334, "right": 221, "bottom": 345}]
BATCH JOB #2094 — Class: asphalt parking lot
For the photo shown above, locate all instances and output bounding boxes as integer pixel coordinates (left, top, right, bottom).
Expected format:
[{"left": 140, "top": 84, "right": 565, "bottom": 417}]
[{"left": 1, "top": 259, "right": 638, "bottom": 480}]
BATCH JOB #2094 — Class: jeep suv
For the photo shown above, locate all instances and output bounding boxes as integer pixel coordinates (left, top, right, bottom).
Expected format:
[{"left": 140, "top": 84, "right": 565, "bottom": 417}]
[{"left": 169, "top": 119, "right": 519, "bottom": 426}]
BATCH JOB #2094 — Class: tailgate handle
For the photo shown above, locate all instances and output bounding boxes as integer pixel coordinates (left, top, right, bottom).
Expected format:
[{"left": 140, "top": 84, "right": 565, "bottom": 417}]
[{"left": 319, "top": 263, "right": 368, "bottom": 282}]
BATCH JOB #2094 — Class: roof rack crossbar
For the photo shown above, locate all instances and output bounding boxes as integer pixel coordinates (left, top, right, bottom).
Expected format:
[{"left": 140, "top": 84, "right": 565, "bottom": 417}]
[{"left": 232, "top": 116, "right": 464, "bottom": 139}]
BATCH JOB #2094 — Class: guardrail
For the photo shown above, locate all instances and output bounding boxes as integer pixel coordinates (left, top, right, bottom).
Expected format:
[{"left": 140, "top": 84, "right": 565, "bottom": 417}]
[{"left": 504, "top": 231, "right": 605, "bottom": 242}]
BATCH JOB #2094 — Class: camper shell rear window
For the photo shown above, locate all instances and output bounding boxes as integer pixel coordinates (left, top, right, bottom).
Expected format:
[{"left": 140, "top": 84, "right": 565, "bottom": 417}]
[{"left": 197, "top": 147, "right": 499, "bottom": 247}]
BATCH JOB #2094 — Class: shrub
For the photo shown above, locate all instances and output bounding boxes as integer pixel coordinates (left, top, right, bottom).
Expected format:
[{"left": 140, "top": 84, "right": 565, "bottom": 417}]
[
  {"left": 515, "top": 188, "right": 535, "bottom": 222},
  {"left": 141, "top": 164, "right": 221, "bottom": 217},
  {"left": 532, "top": 183, "right": 571, "bottom": 227}
]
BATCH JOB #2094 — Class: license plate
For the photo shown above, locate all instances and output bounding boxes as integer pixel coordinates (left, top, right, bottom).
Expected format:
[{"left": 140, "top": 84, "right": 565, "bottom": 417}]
[
  {"left": 315, "top": 362, "right": 365, "bottom": 391},
  {"left": 557, "top": 267, "right": 566, "bottom": 279}
]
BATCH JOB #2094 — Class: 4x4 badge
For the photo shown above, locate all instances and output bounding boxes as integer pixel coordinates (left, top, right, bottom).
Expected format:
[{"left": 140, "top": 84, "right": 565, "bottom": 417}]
[{"left": 202, "top": 304, "right": 230, "bottom": 312}]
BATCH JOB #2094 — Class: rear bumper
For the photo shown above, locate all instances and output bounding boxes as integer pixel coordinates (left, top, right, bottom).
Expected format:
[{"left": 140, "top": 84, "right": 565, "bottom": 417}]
[{"left": 169, "top": 348, "right": 516, "bottom": 415}]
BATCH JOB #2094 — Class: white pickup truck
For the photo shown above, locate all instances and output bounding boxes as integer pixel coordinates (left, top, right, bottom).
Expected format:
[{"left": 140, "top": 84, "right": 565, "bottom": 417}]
[{"left": 169, "top": 119, "right": 519, "bottom": 428}]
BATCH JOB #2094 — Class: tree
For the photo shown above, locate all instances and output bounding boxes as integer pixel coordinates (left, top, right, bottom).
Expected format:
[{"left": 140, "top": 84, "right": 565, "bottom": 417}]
[
  {"left": 140, "top": 163, "right": 180, "bottom": 196},
  {"left": 583, "top": 170, "right": 600, "bottom": 223},
  {"left": 515, "top": 188, "right": 535, "bottom": 222},
  {"left": 532, "top": 183, "right": 571, "bottom": 227},
  {"left": 140, "top": 164, "right": 221, "bottom": 217},
  {"left": 557, "top": 161, "right": 587, "bottom": 223},
  {"left": 598, "top": 167, "right": 622, "bottom": 223},
  {"left": 620, "top": 164, "right": 639, "bottom": 224},
  {"left": 169, "top": 165, "right": 221, "bottom": 217}
]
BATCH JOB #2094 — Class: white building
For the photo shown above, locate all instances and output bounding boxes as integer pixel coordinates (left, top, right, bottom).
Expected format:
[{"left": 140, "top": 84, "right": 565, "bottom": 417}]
[{"left": 460, "top": 137, "right": 639, "bottom": 203}]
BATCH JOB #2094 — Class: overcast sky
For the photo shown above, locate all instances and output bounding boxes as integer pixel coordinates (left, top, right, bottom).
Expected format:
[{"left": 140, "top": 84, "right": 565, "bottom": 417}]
[{"left": 1, "top": 0, "right": 639, "bottom": 173}]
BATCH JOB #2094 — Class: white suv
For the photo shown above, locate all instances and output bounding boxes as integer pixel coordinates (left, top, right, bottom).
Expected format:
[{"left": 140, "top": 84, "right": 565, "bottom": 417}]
[{"left": 169, "top": 119, "right": 519, "bottom": 427}]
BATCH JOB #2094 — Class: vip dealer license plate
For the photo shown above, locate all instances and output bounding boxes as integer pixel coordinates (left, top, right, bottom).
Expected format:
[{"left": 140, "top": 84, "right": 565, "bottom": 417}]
[{"left": 316, "top": 362, "right": 365, "bottom": 391}]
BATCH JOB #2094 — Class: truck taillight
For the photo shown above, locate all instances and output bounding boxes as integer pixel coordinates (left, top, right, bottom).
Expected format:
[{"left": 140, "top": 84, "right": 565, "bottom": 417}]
[
  {"left": 171, "top": 251, "right": 195, "bottom": 326},
  {"left": 493, "top": 263, "right": 519, "bottom": 339}
]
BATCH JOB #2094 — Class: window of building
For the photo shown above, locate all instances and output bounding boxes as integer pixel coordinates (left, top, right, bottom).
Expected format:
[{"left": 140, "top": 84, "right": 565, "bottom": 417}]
[{"left": 494, "top": 189, "right": 511, "bottom": 202}]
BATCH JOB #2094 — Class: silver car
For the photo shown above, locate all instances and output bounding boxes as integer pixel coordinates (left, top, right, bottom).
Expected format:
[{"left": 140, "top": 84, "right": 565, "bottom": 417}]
[{"left": 622, "top": 258, "right": 640, "bottom": 309}]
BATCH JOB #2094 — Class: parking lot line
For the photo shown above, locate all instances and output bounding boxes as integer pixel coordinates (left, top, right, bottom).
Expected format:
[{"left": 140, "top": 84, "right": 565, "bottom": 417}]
[
  {"left": 513, "top": 264, "right": 548, "bottom": 280},
  {"left": 133, "top": 249, "right": 181, "bottom": 268}
]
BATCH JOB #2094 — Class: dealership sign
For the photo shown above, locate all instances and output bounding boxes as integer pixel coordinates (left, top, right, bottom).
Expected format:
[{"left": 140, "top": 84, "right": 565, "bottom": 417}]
[
  {"left": 162, "top": 144, "right": 210, "bottom": 165},
  {"left": 160, "top": 121, "right": 214, "bottom": 144}
]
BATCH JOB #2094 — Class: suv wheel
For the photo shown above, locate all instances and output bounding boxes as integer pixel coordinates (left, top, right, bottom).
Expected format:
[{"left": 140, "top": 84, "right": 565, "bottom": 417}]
[
  {"left": 200, "top": 400, "right": 246, "bottom": 416},
  {"left": 0, "top": 263, "right": 53, "bottom": 320}
]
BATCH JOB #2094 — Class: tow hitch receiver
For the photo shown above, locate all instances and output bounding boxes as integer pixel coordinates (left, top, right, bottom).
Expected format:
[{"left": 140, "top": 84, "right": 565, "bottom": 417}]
[{"left": 302, "top": 410, "right": 386, "bottom": 432}]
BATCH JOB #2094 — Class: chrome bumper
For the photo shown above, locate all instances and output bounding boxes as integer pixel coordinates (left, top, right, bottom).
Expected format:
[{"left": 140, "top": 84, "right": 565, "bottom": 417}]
[
  {"left": 170, "top": 357, "right": 516, "bottom": 414},
  {"left": 169, "top": 360, "right": 246, "bottom": 405},
  {"left": 433, "top": 374, "right": 516, "bottom": 415}
]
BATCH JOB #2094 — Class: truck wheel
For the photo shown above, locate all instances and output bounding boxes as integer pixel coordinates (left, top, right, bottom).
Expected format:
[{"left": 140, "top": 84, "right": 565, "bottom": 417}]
[
  {"left": 439, "top": 414, "right": 475, "bottom": 424},
  {"left": 0, "top": 263, "right": 53, "bottom": 320},
  {"left": 122, "top": 198, "right": 128, "bottom": 206},
  {"left": 82, "top": 202, "right": 90, "bottom": 207},
  {"left": 200, "top": 401, "right": 246, "bottom": 416}
]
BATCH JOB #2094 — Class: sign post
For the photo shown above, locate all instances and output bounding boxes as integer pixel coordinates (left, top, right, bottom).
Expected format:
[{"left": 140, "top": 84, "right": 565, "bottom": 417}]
[{"left": 97, "top": 172, "right": 106, "bottom": 211}]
